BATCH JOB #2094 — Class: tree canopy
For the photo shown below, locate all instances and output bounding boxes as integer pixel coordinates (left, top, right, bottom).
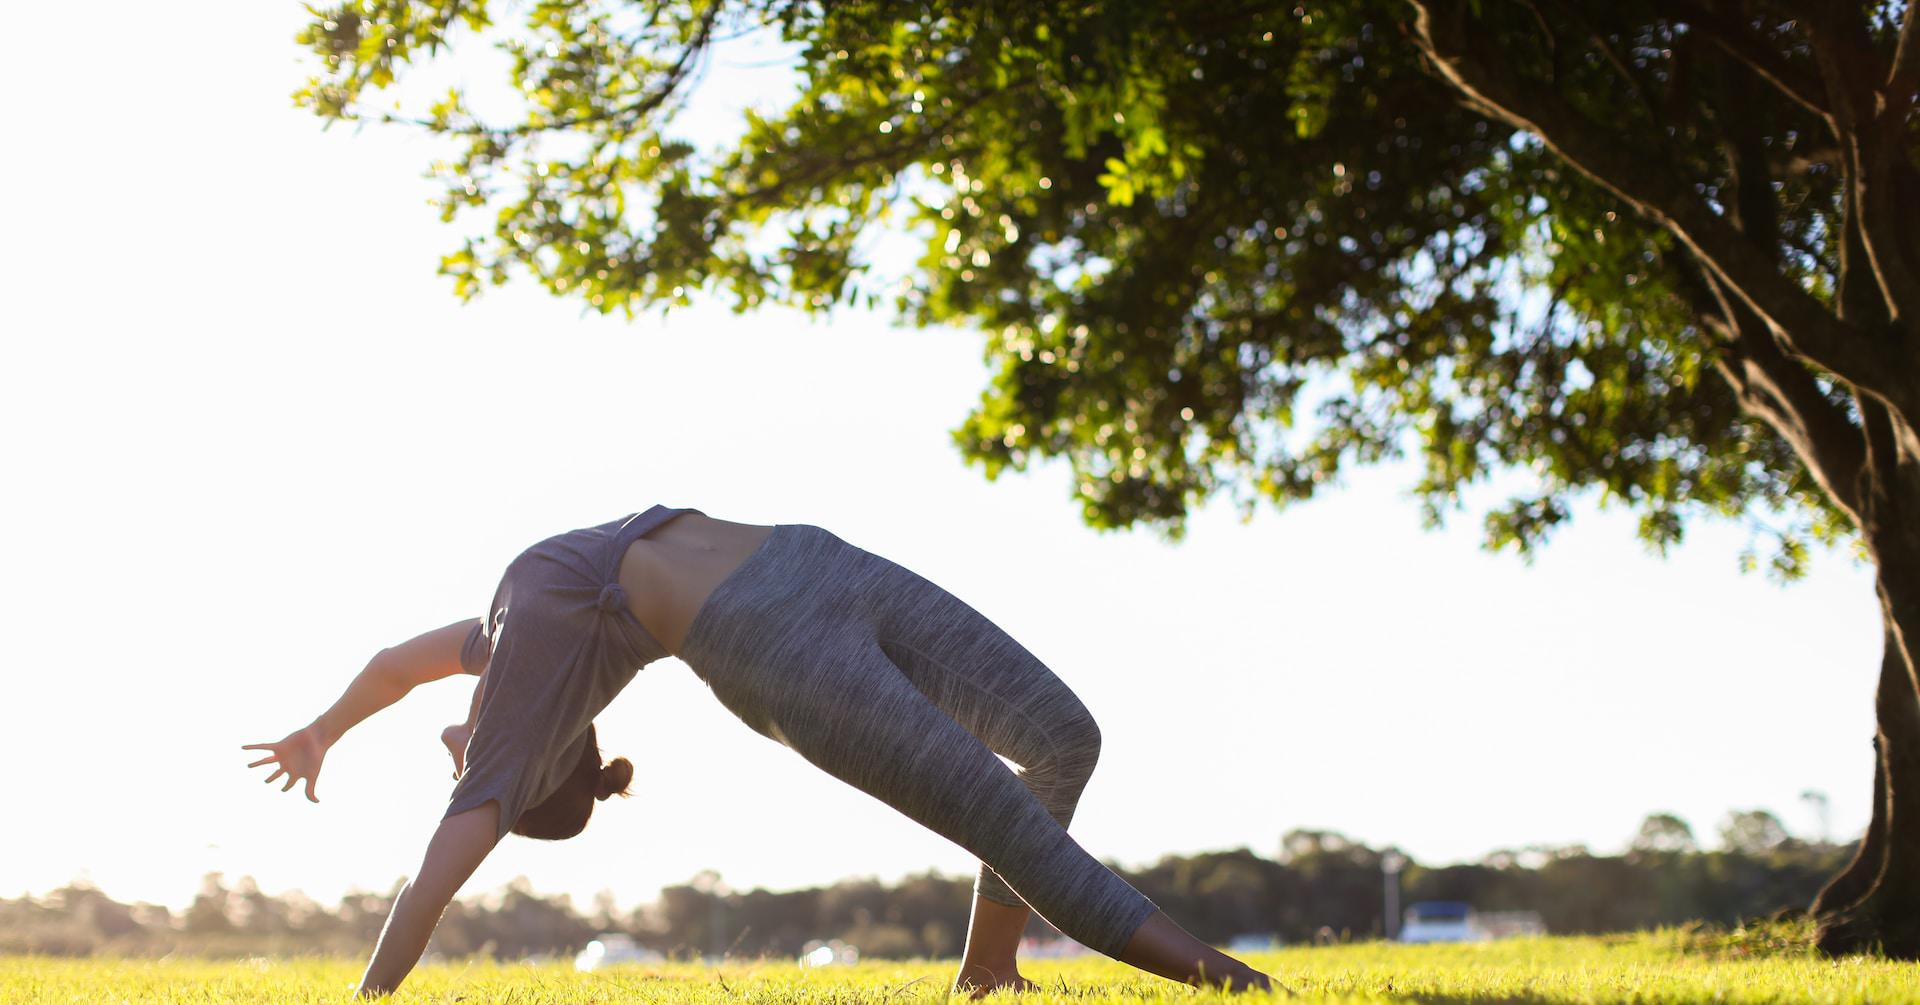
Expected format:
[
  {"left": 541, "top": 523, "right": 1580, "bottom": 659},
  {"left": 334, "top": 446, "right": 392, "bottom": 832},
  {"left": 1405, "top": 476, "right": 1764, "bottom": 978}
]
[{"left": 295, "top": 0, "right": 1883, "bottom": 568}]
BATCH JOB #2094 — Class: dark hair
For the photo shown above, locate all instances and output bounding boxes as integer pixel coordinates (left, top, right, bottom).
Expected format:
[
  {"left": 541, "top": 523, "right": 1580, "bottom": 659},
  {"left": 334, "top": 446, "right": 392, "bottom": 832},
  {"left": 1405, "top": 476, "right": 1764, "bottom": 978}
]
[{"left": 511, "top": 724, "right": 632, "bottom": 841}]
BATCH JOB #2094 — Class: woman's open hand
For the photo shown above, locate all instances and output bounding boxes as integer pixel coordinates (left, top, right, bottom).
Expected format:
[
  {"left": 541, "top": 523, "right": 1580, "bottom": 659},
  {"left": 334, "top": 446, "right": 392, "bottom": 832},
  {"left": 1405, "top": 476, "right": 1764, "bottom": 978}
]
[
  {"left": 440, "top": 723, "right": 473, "bottom": 780},
  {"left": 242, "top": 725, "right": 329, "bottom": 802}
]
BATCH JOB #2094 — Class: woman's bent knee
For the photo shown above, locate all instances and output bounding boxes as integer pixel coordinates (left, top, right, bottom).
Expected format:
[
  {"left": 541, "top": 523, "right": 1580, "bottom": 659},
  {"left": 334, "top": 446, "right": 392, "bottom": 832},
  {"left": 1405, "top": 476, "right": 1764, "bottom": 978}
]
[{"left": 1059, "top": 712, "right": 1101, "bottom": 773}]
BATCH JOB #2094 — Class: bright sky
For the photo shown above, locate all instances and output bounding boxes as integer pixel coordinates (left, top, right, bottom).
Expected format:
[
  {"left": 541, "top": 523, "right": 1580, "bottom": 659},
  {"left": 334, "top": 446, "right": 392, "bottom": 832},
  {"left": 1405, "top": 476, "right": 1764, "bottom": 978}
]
[{"left": 0, "top": 5, "right": 1884, "bottom": 914}]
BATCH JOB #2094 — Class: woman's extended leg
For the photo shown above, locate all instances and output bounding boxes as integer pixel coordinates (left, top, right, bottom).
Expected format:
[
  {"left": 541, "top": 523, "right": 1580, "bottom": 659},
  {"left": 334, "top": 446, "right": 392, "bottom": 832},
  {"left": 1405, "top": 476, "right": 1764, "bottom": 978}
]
[
  {"left": 866, "top": 568, "right": 1273, "bottom": 993},
  {"left": 870, "top": 594, "right": 1105, "bottom": 907},
  {"left": 681, "top": 525, "right": 1274, "bottom": 991},
  {"left": 735, "top": 638, "right": 1272, "bottom": 992},
  {"left": 867, "top": 578, "right": 1105, "bottom": 992}
]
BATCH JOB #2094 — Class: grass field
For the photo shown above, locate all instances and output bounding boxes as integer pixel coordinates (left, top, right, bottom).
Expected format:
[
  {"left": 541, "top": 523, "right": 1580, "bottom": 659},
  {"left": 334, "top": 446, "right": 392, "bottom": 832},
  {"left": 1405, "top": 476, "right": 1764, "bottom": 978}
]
[{"left": 8, "top": 928, "right": 1920, "bottom": 1003}]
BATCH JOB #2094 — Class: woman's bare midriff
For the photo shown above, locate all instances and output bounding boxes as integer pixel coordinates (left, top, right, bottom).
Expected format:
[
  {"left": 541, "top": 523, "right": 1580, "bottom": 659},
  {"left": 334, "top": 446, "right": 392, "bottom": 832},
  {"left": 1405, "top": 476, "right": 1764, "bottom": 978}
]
[{"left": 615, "top": 510, "right": 775, "bottom": 658}]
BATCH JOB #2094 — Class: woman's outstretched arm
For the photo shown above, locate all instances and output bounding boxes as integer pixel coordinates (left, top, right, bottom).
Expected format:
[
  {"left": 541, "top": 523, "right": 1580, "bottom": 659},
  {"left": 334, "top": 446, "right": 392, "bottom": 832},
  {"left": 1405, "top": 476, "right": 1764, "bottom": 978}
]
[
  {"left": 310, "top": 618, "right": 484, "bottom": 744},
  {"left": 357, "top": 801, "right": 501, "bottom": 997},
  {"left": 244, "top": 618, "right": 482, "bottom": 801}
]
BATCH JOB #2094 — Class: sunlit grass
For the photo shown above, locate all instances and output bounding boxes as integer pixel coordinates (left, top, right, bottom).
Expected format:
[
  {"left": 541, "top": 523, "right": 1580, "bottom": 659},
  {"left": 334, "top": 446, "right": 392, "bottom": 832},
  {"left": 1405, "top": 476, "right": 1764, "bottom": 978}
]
[{"left": 6, "top": 929, "right": 1919, "bottom": 1003}]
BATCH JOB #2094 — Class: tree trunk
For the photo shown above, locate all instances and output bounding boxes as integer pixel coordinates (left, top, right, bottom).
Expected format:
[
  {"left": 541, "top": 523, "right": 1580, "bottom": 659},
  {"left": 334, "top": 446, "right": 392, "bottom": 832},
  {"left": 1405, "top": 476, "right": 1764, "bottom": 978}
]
[
  {"left": 1816, "top": 423, "right": 1920, "bottom": 957},
  {"left": 1815, "top": 626, "right": 1920, "bottom": 956},
  {"left": 1811, "top": 732, "right": 1886, "bottom": 916},
  {"left": 1403, "top": 0, "right": 1920, "bottom": 953}
]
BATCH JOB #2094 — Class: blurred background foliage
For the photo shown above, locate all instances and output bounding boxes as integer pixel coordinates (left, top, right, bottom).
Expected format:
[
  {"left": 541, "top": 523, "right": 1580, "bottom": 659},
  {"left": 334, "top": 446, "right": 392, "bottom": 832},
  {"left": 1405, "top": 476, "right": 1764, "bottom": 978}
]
[{"left": 1, "top": 811, "right": 1843, "bottom": 959}]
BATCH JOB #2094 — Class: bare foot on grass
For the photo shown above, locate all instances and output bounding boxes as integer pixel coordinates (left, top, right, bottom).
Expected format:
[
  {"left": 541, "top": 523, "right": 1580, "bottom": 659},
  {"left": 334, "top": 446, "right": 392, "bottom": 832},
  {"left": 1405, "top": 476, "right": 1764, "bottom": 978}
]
[{"left": 955, "top": 962, "right": 1038, "bottom": 998}]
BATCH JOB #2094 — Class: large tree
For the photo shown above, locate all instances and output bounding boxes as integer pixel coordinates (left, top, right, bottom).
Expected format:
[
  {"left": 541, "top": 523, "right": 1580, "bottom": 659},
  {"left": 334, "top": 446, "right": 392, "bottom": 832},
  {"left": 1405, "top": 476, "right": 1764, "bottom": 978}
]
[{"left": 295, "top": 0, "right": 1920, "bottom": 953}]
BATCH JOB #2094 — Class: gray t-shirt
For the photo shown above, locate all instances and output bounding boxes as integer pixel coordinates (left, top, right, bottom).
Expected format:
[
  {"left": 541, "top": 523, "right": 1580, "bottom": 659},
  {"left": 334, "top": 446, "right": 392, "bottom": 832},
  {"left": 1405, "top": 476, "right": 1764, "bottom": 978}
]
[{"left": 445, "top": 506, "right": 692, "bottom": 839}]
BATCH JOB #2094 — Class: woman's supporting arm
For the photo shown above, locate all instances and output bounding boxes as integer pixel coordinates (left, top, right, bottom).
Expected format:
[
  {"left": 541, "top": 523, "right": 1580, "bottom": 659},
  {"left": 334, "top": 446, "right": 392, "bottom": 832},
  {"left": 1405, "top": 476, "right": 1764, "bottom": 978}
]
[{"left": 356, "top": 801, "right": 501, "bottom": 998}]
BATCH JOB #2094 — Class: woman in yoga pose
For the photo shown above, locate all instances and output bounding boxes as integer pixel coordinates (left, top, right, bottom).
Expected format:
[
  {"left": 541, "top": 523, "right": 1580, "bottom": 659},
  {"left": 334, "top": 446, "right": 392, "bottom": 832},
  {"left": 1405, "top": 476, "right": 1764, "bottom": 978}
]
[{"left": 243, "top": 505, "right": 1275, "bottom": 997}]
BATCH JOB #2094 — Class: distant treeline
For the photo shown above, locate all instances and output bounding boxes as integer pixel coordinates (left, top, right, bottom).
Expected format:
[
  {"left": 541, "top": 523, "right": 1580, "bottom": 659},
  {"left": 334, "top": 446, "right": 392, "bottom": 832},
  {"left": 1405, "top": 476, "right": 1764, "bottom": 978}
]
[{"left": 2, "top": 812, "right": 1848, "bottom": 960}]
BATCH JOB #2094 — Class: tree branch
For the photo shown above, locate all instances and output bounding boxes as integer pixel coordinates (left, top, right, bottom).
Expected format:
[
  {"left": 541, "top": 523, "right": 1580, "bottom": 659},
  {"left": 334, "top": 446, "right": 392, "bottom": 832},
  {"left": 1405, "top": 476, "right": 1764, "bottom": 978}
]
[
  {"left": 1678, "top": 261, "right": 1866, "bottom": 522},
  {"left": 1886, "top": 0, "right": 1920, "bottom": 120},
  {"left": 1661, "top": 0, "right": 1830, "bottom": 120},
  {"left": 384, "top": 4, "right": 723, "bottom": 140},
  {"left": 1408, "top": 0, "right": 1909, "bottom": 415},
  {"left": 1800, "top": 3, "right": 1920, "bottom": 335},
  {"left": 1547, "top": 0, "right": 1667, "bottom": 136},
  {"left": 725, "top": 81, "right": 1022, "bottom": 209},
  {"left": 1714, "top": 331, "right": 1866, "bottom": 523}
]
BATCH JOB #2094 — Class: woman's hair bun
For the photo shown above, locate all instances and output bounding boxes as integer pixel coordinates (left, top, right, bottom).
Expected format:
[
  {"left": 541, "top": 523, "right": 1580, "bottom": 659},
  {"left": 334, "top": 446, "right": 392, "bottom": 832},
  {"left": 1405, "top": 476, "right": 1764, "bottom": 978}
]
[{"left": 595, "top": 757, "right": 634, "bottom": 800}]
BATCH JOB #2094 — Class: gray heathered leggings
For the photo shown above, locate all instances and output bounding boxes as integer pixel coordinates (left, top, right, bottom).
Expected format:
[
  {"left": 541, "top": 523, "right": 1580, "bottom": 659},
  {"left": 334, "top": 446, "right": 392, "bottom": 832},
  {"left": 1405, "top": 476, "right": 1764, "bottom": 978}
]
[{"left": 679, "top": 523, "right": 1160, "bottom": 957}]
